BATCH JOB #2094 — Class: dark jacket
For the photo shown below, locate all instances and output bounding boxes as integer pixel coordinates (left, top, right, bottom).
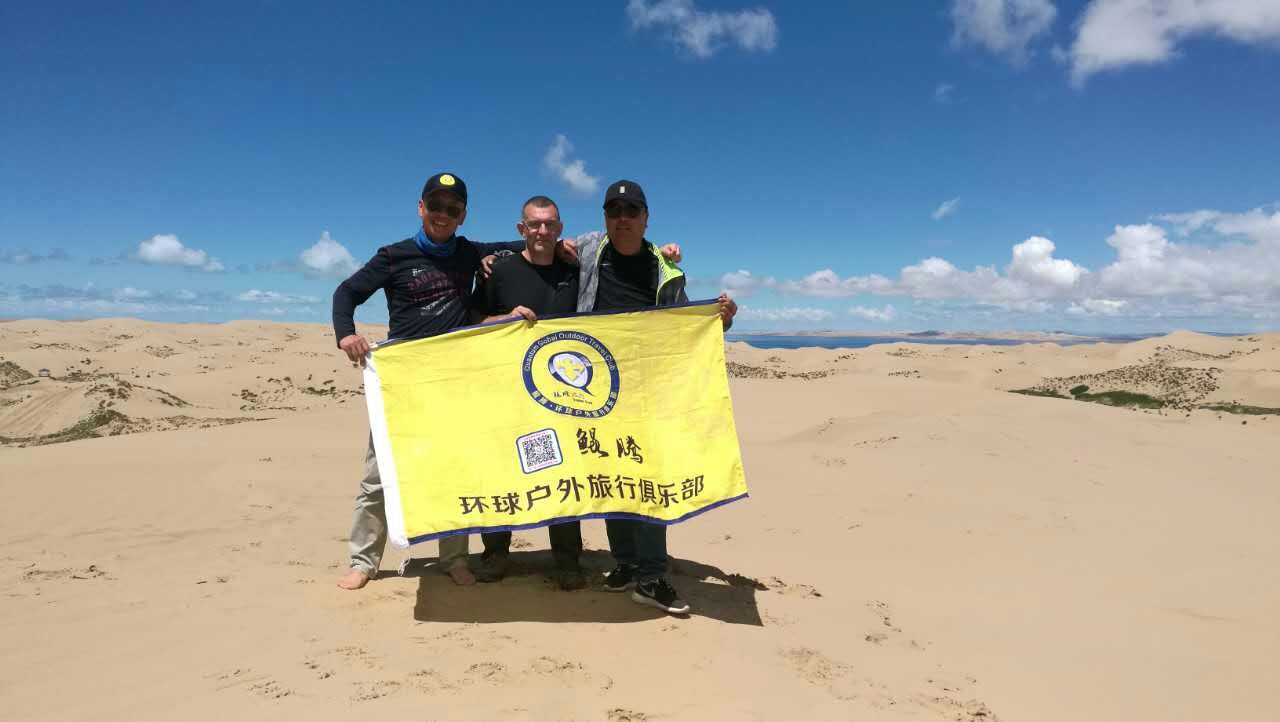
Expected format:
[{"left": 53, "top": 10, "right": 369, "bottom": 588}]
[{"left": 332, "top": 235, "right": 522, "bottom": 343}]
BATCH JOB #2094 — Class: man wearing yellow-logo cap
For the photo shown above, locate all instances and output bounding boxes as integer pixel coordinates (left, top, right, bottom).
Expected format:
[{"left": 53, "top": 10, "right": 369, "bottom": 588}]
[{"left": 332, "top": 172, "right": 528, "bottom": 590}]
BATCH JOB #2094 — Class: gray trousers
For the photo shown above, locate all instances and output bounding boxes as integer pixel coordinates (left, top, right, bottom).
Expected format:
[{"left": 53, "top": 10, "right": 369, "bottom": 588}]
[{"left": 348, "top": 434, "right": 469, "bottom": 575}]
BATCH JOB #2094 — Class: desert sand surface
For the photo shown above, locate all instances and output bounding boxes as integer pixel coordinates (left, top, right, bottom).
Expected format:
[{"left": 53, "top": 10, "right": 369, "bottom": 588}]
[{"left": 2, "top": 319, "right": 1279, "bottom": 721}]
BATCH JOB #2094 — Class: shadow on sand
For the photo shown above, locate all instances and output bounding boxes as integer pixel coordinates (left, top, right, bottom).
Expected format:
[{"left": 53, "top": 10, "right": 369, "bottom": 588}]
[{"left": 397, "top": 549, "right": 765, "bottom": 626}]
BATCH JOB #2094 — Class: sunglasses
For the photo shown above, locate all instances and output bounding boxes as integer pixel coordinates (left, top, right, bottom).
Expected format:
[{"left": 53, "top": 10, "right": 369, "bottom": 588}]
[
  {"left": 605, "top": 202, "right": 644, "bottom": 220},
  {"left": 426, "top": 198, "right": 465, "bottom": 219},
  {"left": 521, "top": 219, "right": 562, "bottom": 232}
]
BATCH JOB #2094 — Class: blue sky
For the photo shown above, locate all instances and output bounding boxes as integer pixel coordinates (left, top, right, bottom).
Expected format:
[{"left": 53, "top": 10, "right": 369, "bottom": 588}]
[{"left": 2, "top": 1, "right": 1278, "bottom": 333}]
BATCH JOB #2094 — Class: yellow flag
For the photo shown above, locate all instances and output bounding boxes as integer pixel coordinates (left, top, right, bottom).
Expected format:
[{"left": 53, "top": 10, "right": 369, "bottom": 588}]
[{"left": 364, "top": 301, "right": 748, "bottom": 546}]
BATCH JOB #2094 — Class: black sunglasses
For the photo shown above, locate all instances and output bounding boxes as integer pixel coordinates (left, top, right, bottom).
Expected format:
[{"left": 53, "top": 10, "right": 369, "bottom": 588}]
[
  {"left": 605, "top": 202, "right": 644, "bottom": 220},
  {"left": 426, "top": 198, "right": 465, "bottom": 219}
]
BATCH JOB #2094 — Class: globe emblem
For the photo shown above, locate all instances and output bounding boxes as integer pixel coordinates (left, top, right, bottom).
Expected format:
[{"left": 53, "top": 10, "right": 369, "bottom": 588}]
[{"left": 548, "top": 351, "right": 594, "bottom": 395}]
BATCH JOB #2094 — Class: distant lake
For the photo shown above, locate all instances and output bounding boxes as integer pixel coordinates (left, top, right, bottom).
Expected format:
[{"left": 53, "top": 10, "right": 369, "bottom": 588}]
[{"left": 724, "top": 334, "right": 1152, "bottom": 350}]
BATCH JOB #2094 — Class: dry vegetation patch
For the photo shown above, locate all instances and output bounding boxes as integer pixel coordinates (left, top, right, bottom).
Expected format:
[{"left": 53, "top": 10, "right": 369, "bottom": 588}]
[
  {"left": 1014, "top": 363, "right": 1220, "bottom": 409},
  {"left": 0, "top": 408, "right": 265, "bottom": 447},
  {"left": 0, "top": 359, "right": 35, "bottom": 387},
  {"left": 726, "top": 362, "right": 835, "bottom": 381},
  {"left": 1145, "top": 344, "right": 1256, "bottom": 364}
]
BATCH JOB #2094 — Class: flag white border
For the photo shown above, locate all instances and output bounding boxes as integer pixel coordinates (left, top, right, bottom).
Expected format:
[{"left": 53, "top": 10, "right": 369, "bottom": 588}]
[{"left": 363, "top": 352, "right": 410, "bottom": 548}]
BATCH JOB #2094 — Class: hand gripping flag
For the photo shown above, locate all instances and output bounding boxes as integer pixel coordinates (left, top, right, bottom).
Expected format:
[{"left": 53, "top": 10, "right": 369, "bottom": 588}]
[{"left": 363, "top": 300, "right": 748, "bottom": 546}]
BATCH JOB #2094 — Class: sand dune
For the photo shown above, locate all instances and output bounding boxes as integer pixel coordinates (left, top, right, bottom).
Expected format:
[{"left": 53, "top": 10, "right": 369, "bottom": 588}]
[
  {"left": 0, "top": 319, "right": 379, "bottom": 444},
  {"left": 2, "top": 320, "right": 1278, "bottom": 721}
]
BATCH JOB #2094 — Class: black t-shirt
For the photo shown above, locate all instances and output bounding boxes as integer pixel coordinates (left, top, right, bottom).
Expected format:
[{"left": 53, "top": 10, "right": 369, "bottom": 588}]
[
  {"left": 474, "top": 253, "right": 579, "bottom": 317},
  {"left": 593, "top": 244, "right": 658, "bottom": 311}
]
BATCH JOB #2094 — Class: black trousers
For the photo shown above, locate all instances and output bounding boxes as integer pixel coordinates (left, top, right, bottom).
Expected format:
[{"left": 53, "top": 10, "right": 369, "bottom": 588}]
[
  {"left": 605, "top": 519, "right": 667, "bottom": 581},
  {"left": 481, "top": 521, "right": 583, "bottom": 570}
]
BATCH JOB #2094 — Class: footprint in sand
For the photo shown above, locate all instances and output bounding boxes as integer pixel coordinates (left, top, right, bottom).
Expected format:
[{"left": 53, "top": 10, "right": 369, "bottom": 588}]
[
  {"left": 765, "top": 576, "right": 823, "bottom": 598},
  {"left": 852, "top": 435, "right": 900, "bottom": 448},
  {"left": 863, "top": 600, "right": 925, "bottom": 650},
  {"left": 22, "top": 565, "right": 111, "bottom": 582},
  {"left": 310, "top": 645, "right": 381, "bottom": 671},
  {"left": 212, "top": 667, "right": 257, "bottom": 688},
  {"left": 351, "top": 680, "right": 401, "bottom": 702},
  {"left": 916, "top": 691, "right": 1000, "bottom": 721},
  {"left": 525, "top": 656, "right": 614, "bottom": 692},
  {"left": 784, "top": 648, "right": 974, "bottom": 712},
  {"left": 868, "top": 600, "right": 901, "bottom": 631},
  {"left": 407, "top": 668, "right": 459, "bottom": 693},
  {"left": 779, "top": 647, "right": 881, "bottom": 702},
  {"left": 249, "top": 679, "right": 292, "bottom": 699},
  {"left": 463, "top": 661, "right": 508, "bottom": 685},
  {"left": 212, "top": 668, "right": 292, "bottom": 699},
  {"left": 608, "top": 710, "right": 651, "bottom": 722},
  {"left": 302, "top": 659, "right": 335, "bottom": 681}
]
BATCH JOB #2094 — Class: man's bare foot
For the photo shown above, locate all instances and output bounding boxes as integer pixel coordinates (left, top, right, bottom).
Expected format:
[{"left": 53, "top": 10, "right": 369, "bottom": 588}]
[
  {"left": 447, "top": 563, "right": 476, "bottom": 586},
  {"left": 337, "top": 568, "right": 370, "bottom": 590}
]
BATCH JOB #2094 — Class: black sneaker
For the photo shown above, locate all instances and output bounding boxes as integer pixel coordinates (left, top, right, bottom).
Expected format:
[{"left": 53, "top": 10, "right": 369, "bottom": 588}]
[
  {"left": 631, "top": 577, "right": 690, "bottom": 614},
  {"left": 602, "top": 565, "right": 636, "bottom": 592},
  {"left": 556, "top": 568, "right": 588, "bottom": 591},
  {"left": 475, "top": 554, "right": 508, "bottom": 583}
]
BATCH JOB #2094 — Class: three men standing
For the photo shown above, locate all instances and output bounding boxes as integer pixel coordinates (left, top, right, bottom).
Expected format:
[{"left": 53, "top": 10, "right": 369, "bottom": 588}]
[{"left": 332, "top": 174, "right": 737, "bottom": 616}]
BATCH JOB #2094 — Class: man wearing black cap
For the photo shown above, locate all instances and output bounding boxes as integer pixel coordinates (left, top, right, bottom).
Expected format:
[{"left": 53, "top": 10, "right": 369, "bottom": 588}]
[
  {"left": 468, "top": 194, "right": 684, "bottom": 591},
  {"left": 331, "top": 172, "right": 529, "bottom": 591},
  {"left": 574, "top": 179, "right": 737, "bottom": 615}
]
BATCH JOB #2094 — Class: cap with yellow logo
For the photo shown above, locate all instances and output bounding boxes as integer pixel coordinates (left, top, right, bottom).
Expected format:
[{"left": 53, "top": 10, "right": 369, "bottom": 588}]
[{"left": 421, "top": 172, "right": 468, "bottom": 204}]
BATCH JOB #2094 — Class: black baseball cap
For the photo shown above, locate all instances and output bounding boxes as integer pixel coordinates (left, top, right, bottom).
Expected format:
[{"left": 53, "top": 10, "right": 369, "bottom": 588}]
[
  {"left": 421, "top": 172, "right": 468, "bottom": 204},
  {"left": 602, "top": 179, "right": 647, "bottom": 209}
]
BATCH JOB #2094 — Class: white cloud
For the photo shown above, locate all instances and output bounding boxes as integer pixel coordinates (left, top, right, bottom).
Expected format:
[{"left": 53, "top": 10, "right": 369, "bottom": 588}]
[
  {"left": 737, "top": 306, "right": 834, "bottom": 322},
  {"left": 111, "top": 287, "right": 153, "bottom": 301},
  {"left": 0, "top": 248, "right": 70, "bottom": 264},
  {"left": 134, "top": 234, "right": 224, "bottom": 272},
  {"left": 1210, "top": 207, "right": 1280, "bottom": 243},
  {"left": 850, "top": 305, "right": 897, "bottom": 322},
  {"left": 1096, "top": 219, "right": 1280, "bottom": 305},
  {"left": 543, "top": 134, "right": 600, "bottom": 194},
  {"left": 896, "top": 257, "right": 1049, "bottom": 310},
  {"left": 300, "top": 231, "right": 359, "bottom": 278},
  {"left": 1068, "top": 298, "right": 1128, "bottom": 315},
  {"left": 951, "top": 0, "right": 1058, "bottom": 63},
  {"left": 0, "top": 283, "right": 211, "bottom": 316},
  {"left": 934, "top": 83, "right": 955, "bottom": 103},
  {"left": 237, "top": 289, "right": 320, "bottom": 304},
  {"left": 719, "top": 269, "right": 775, "bottom": 298},
  {"left": 737, "top": 204, "right": 1280, "bottom": 320},
  {"left": 767, "top": 236, "right": 1083, "bottom": 310},
  {"left": 775, "top": 269, "right": 896, "bottom": 298},
  {"left": 627, "top": 0, "right": 778, "bottom": 58},
  {"left": 1006, "top": 236, "right": 1087, "bottom": 291},
  {"left": 1157, "top": 208, "right": 1223, "bottom": 234},
  {"left": 932, "top": 197, "right": 961, "bottom": 220},
  {"left": 1070, "top": 0, "right": 1280, "bottom": 84},
  {"left": 1157, "top": 207, "right": 1280, "bottom": 243}
]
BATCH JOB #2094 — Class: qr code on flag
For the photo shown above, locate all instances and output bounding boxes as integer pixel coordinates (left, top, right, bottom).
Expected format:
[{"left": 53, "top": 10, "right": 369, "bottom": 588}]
[{"left": 516, "top": 428, "right": 563, "bottom": 474}]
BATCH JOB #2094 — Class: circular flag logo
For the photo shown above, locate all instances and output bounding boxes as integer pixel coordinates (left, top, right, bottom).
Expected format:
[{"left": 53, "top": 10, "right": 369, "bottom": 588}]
[{"left": 523, "top": 331, "right": 619, "bottom": 417}]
